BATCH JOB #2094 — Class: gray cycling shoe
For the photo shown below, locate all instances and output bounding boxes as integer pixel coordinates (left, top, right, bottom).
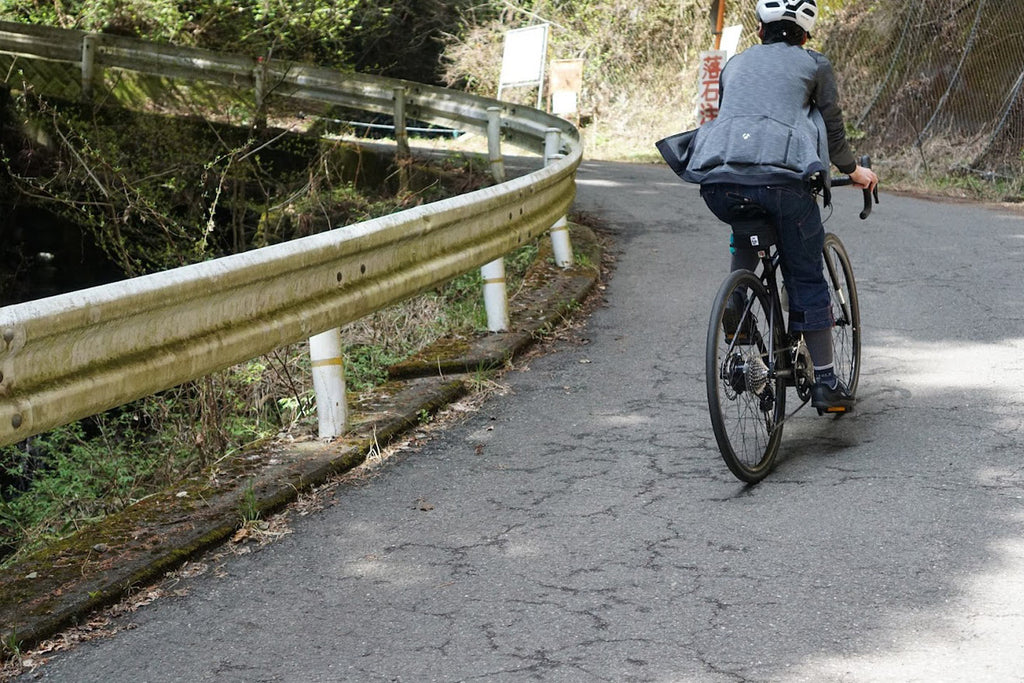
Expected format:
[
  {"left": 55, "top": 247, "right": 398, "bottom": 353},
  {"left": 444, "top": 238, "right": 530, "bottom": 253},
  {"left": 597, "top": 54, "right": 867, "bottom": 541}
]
[{"left": 811, "top": 379, "right": 855, "bottom": 415}]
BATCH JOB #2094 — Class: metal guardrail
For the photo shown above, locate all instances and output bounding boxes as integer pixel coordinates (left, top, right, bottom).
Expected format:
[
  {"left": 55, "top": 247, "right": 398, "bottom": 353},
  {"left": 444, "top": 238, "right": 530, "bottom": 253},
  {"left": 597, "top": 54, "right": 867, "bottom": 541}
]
[{"left": 0, "top": 21, "right": 582, "bottom": 447}]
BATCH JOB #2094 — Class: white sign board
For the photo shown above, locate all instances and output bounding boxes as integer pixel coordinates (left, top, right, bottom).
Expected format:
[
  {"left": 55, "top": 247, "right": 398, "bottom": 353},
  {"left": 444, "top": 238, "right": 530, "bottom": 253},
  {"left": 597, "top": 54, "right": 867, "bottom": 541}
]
[
  {"left": 498, "top": 24, "right": 549, "bottom": 107},
  {"left": 499, "top": 24, "right": 548, "bottom": 86},
  {"left": 721, "top": 24, "right": 743, "bottom": 60}
]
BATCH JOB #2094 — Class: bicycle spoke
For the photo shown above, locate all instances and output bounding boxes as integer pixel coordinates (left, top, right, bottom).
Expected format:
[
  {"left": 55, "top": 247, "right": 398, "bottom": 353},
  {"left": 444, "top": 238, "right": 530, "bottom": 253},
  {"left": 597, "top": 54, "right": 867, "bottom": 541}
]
[{"left": 706, "top": 270, "right": 785, "bottom": 483}]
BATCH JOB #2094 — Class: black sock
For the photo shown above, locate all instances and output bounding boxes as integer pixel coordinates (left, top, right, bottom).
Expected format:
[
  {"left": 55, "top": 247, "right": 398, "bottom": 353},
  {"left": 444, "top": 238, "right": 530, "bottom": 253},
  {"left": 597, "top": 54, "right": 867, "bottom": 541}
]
[{"left": 804, "top": 328, "right": 833, "bottom": 368}]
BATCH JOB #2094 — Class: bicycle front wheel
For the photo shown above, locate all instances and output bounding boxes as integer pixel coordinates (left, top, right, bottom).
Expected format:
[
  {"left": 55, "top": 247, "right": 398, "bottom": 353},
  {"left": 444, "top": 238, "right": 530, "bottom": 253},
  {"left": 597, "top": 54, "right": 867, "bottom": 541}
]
[
  {"left": 706, "top": 270, "right": 786, "bottom": 483},
  {"left": 823, "top": 233, "right": 861, "bottom": 396}
]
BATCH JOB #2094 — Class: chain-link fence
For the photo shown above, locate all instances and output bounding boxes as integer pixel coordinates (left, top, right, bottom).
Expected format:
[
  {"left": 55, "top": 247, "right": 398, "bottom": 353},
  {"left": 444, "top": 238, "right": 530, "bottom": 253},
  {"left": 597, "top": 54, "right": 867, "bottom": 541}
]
[
  {"left": 822, "top": 0, "right": 1023, "bottom": 181},
  {"left": 694, "top": 1, "right": 1022, "bottom": 185}
]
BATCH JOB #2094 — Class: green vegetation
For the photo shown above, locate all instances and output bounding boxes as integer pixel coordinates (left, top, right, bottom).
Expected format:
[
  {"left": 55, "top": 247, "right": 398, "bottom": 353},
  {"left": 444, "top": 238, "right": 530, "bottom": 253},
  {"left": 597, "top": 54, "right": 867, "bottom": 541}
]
[
  {"left": 1, "top": 95, "right": 475, "bottom": 280},
  {"left": 1, "top": 628, "right": 20, "bottom": 660},
  {"left": 0, "top": 356, "right": 298, "bottom": 561},
  {"left": 0, "top": 0, "right": 479, "bottom": 83},
  {"left": 238, "top": 478, "right": 260, "bottom": 523}
]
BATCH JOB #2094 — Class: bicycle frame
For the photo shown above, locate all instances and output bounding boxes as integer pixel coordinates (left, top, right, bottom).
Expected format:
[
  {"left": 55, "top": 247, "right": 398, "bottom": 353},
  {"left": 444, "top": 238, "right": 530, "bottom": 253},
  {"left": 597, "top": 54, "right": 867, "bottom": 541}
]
[{"left": 732, "top": 246, "right": 815, "bottom": 418}]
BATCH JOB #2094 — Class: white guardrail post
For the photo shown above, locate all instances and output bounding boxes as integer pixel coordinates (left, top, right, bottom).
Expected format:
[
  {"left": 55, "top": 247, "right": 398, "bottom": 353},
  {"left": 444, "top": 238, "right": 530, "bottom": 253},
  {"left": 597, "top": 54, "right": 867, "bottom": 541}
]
[
  {"left": 80, "top": 33, "right": 98, "bottom": 101},
  {"left": 482, "top": 106, "right": 510, "bottom": 332},
  {"left": 0, "top": 21, "right": 582, "bottom": 448},
  {"left": 309, "top": 328, "right": 347, "bottom": 439},
  {"left": 544, "top": 127, "right": 573, "bottom": 268}
]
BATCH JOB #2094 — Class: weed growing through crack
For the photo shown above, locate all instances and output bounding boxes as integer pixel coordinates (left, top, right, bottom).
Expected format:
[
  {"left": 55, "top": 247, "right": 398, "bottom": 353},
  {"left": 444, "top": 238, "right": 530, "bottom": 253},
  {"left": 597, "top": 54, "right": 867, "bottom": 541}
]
[
  {"left": 2, "top": 629, "right": 21, "bottom": 661},
  {"left": 238, "top": 479, "right": 260, "bottom": 524}
]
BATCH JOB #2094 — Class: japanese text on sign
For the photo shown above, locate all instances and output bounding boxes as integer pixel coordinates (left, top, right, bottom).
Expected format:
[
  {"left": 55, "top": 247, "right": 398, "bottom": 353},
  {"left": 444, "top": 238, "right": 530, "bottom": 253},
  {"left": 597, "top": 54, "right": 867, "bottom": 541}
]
[{"left": 697, "top": 50, "right": 727, "bottom": 125}]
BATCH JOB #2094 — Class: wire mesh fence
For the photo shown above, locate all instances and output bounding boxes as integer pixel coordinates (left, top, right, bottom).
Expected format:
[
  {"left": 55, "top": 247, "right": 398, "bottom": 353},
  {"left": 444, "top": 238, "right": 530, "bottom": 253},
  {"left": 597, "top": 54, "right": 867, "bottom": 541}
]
[
  {"left": 696, "top": 0, "right": 1022, "bottom": 186},
  {"left": 822, "top": 0, "right": 1024, "bottom": 181}
]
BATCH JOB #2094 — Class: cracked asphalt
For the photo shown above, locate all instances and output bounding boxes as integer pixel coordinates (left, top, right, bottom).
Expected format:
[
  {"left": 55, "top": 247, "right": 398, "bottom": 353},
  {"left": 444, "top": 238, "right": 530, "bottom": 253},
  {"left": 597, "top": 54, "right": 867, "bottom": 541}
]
[{"left": 21, "top": 159, "right": 1024, "bottom": 681}]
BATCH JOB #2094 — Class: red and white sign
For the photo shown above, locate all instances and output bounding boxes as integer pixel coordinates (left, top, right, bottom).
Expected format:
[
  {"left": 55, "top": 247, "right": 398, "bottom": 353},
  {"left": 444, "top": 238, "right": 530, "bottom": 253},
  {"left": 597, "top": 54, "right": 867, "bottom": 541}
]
[{"left": 697, "top": 49, "right": 727, "bottom": 125}]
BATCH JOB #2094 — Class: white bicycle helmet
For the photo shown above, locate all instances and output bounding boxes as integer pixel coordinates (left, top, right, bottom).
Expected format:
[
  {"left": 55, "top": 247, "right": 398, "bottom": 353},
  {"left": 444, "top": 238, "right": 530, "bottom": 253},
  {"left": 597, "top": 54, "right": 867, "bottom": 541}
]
[{"left": 756, "top": 0, "right": 818, "bottom": 34}]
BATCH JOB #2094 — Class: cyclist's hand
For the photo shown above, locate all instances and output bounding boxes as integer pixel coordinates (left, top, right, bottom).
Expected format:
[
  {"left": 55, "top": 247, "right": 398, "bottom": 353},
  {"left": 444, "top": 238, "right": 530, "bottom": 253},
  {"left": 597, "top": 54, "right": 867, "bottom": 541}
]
[{"left": 849, "top": 165, "right": 878, "bottom": 191}]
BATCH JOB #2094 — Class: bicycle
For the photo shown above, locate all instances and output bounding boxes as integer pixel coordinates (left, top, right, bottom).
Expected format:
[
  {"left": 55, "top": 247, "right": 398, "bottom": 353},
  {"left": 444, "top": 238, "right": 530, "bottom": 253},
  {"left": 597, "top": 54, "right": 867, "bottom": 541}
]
[{"left": 705, "top": 157, "right": 878, "bottom": 483}]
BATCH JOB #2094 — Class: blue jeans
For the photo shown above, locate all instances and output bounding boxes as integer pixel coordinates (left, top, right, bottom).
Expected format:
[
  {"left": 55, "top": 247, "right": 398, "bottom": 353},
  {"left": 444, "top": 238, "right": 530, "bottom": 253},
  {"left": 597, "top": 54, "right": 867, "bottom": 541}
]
[{"left": 700, "top": 182, "right": 832, "bottom": 331}]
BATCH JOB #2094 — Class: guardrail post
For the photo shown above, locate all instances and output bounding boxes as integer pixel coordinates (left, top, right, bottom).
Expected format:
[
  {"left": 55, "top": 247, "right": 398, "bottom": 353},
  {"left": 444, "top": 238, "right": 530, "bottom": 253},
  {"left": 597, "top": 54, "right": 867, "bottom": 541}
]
[
  {"left": 486, "top": 107, "right": 506, "bottom": 183},
  {"left": 544, "top": 128, "right": 573, "bottom": 268},
  {"left": 481, "top": 259, "right": 510, "bottom": 332},
  {"left": 481, "top": 106, "right": 510, "bottom": 332},
  {"left": 309, "top": 329, "right": 347, "bottom": 439},
  {"left": 80, "top": 33, "right": 98, "bottom": 102},
  {"left": 393, "top": 86, "right": 410, "bottom": 194},
  {"left": 393, "top": 86, "right": 411, "bottom": 158},
  {"left": 253, "top": 56, "right": 268, "bottom": 129}
]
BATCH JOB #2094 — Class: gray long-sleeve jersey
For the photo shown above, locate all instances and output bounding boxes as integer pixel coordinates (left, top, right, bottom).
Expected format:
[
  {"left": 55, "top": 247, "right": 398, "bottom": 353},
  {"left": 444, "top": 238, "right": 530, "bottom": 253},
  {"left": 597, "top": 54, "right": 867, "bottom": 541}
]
[{"left": 683, "top": 41, "right": 857, "bottom": 186}]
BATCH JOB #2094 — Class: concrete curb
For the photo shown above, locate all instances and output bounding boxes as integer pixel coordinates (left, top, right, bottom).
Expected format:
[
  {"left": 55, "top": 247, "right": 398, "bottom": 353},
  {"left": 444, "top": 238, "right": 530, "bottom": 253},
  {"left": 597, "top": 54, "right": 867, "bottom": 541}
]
[{"left": 0, "top": 223, "right": 602, "bottom": 657}]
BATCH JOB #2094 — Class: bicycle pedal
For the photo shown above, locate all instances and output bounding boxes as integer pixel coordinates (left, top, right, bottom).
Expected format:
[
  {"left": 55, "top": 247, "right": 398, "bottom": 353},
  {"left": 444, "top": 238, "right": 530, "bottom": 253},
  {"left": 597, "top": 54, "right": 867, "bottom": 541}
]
[{"left": 816, "top": 405, "right": 852, "bottom": 416}]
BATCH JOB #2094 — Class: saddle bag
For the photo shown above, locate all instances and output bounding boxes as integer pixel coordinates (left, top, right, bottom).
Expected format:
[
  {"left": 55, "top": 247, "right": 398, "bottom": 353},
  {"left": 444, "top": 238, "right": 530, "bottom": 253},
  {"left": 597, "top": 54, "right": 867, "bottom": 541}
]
[{"left": 730, "top": 204, "right": 778, "bottom": 250}]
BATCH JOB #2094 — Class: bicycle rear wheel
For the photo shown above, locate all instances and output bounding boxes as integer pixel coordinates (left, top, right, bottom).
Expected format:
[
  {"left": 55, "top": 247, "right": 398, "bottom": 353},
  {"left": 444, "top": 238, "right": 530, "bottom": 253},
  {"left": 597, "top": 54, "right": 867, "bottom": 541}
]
[
  {"left": 706, "top": 270, "right": 786, "bottom": 483},
  {"left": 823, "top": 233, "right": 861, "bottom": 396}
]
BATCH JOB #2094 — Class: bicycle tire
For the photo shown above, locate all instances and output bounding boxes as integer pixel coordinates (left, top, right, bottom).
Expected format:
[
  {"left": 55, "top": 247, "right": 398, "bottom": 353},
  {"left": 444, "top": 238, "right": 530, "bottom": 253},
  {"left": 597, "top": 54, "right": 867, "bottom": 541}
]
[
  {"left": 706, "top": 270, "right": 786, "bottom": 483},
  {"left": 822, "top": 233, "right": 861, "bottom": 397}
]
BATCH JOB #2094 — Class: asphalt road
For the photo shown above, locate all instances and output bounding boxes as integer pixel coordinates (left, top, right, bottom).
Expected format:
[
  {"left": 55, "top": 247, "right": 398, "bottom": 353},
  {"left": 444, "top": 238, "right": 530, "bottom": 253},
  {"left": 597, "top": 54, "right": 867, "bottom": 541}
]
[{"left": 24, "top": 159, "right": 1024, "bottom": 682}]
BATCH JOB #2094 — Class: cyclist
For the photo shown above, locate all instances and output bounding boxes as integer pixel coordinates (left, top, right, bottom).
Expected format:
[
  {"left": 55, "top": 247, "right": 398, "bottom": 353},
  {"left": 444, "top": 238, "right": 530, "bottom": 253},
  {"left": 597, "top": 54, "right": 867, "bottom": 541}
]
[{"left": 681, "top": 0, "right": 878, "bottom": 413}]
